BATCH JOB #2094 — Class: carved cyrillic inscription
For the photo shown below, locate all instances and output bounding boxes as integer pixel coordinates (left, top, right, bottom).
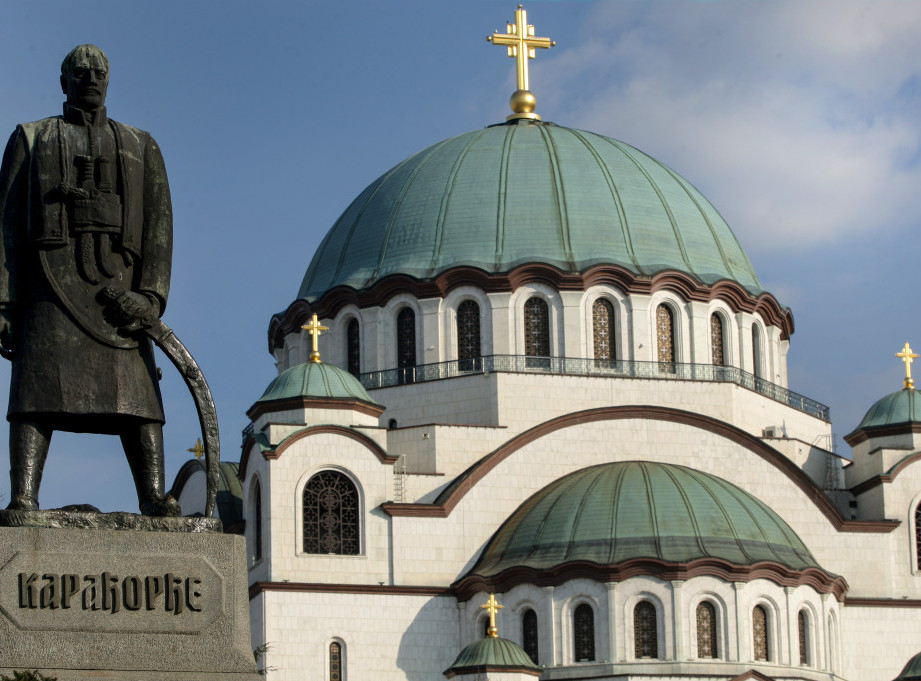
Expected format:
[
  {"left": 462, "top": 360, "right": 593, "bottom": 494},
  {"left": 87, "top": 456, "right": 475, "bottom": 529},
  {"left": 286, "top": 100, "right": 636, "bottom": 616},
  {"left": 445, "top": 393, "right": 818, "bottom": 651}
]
[{"left": 18, "top": 572, "right": 203, "bottom": 614}]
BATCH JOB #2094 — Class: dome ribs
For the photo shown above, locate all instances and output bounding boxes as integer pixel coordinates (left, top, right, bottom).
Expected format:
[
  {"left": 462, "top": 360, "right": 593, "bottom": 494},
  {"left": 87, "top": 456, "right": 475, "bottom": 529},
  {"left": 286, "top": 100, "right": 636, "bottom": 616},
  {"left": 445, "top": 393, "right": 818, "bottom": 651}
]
[
  {"left": 536, "top": 125, "right": 575, "bottom": 271},
  {"left": 568, "top": 129, "right": 638, "bottom": 273},
  {"left": 494, "top": 125, "right": 515, "bottom": 264},
  {"left": 428, "top": 129, "right": 489, "bottom": 275}
]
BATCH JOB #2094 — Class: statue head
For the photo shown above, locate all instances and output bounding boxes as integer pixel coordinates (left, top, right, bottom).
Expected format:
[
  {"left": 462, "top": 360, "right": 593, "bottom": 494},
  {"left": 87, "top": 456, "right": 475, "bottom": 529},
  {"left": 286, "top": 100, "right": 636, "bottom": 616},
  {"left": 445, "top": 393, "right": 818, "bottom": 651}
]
[{"left": 60, "top": 44, "right": 109, "bottom": 111}]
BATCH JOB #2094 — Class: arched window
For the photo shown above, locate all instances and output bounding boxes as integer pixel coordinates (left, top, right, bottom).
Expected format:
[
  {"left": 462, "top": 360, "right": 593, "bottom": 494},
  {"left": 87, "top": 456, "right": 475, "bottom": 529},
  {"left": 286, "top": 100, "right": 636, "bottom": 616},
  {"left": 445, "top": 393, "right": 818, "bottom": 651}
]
[
  {"left": 524, "top": 297, "right": 550, "bottom": 365},
  {"left": 346, "top": 318, "right": 360, "bottom": 377},
  {"left": 593, "top": 299, "right": 616, "bottom": 364},
  {"left": 656, "top": 304, "right": 675, "bottom": 367},
  {"left": 573, "top": 603, "right": 595, "bottom": 662},
  {"left": 303, "top": 471, "right": 359, "bottom": 555},
  {"left": 752, "top": 605, "right": 769, "bottom": 661},
  {"left": 915, "top": 502, "right": 921, "bottom": 569},
  {"left": 397, "top": 308, "right": 416, "bottom": 368},
  {"left": 710, "top": 313, "right": 725, "bottom": 366},
  {"left": 329, "top": 641, "right": 343, "bottom": 681},
  {"left": 522, "top": 609, "right": 539, "bottom": 664},
  {"left": 696, "top": 601, "right": 717, "bottom": 658},
  {"left": 798, "top": 610, "right": 809, "bottom": 666},
  {"left": 752, "top": 324, "right": 763, "bottom": 379},
  {"left": 251, "top": 479, "right": 263, "bottom": 563},
  {"left": 634, "top": 600, "right": 658, "bottom": 659},
  {"left": 827, "top": 614, "right": 837, "bottom": 672},
  {"left": 457, "top": 300, "right": 481, "bottom": 370}
]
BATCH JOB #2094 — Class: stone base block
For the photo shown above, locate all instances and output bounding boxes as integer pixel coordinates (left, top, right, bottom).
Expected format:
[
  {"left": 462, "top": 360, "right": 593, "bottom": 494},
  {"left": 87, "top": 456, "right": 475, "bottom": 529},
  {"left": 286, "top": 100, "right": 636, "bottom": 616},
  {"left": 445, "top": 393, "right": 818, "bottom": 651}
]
[{"left": 0, "top": 525, "right": 261, "bottom": 680}]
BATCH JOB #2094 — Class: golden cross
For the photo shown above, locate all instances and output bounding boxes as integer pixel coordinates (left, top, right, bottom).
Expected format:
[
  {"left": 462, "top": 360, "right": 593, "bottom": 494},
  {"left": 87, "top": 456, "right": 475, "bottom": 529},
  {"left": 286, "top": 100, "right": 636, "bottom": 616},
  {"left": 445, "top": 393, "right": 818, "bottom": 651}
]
[
  {"left": 480, "top": 593, "right": 504, "bottom": 638},
  {"left": 487, "top": 5, "right": 555, "bottom": 92},
  {"left": 896, "top": 341, "right": 919, "bottom": 389},
  {"left": 302, "top": 313, "right": 329, "bottom": 363},
  {"left": 187, "top": 438, "right": 204, "bottom": 461}
]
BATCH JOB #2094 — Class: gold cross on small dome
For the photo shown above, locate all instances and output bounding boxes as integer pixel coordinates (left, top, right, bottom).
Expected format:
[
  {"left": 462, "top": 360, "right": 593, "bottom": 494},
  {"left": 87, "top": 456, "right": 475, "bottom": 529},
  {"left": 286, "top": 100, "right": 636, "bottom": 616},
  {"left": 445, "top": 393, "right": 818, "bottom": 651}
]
[
  {"left": 480, "top": 593, "right": 504, "bottom": 638},
  {"left": 896, "top": 341, "right": 919, "bottom": 390},
  {"left": 302, "top": 314, "right": 329, "bottom": 363},
  {"left": 488, "top": 5, "right": 555, "bottom": 120}
]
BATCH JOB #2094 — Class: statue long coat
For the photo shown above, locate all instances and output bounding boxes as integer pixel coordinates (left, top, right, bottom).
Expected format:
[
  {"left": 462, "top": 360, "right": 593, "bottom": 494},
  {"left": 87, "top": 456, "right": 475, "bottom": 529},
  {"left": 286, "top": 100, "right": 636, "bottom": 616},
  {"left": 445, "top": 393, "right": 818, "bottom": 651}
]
[{"left": 0, "top": 105, "right": 172, "bottom": 432}]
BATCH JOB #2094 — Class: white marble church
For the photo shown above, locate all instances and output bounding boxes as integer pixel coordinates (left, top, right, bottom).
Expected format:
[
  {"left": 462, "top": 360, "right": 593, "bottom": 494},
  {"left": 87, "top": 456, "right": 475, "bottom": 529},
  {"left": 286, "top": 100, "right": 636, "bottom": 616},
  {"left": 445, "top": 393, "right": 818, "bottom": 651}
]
[{"left": 175, "top": 8, "right": 921, "bottom": 681}]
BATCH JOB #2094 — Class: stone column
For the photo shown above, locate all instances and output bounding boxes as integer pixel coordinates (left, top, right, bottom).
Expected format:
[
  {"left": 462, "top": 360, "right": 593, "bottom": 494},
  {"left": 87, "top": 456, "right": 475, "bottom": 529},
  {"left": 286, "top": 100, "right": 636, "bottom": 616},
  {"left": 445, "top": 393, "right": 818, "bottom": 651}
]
[
  {"left": 784, "top": 586, "right": 796, "bottom": 667},
  {"left": 688, "top": 301, "right": 710, "bottom": 365},
  {"left": 671, "top": 580, "right": 685, "bottom": 660},
  {"left": 560, "top": 290, "right": 583, "bottom": 358},
  {"left": 542, "top": 586, "right": 557, "bottom": 666},
  {"left": 488, "top": 292, "right": 511, "bottom": 356},
  {"left": 605, "top": 582, "right": 618, "bottom": 663},
  {"left": 629, "top": 294, "right": 652, "bottom": 362},
  {"left": 732, "top": 582, "right": 746, "bottom": 662},
  {"left": 419, "top": 297, "right": 442, "bottom": 365}
]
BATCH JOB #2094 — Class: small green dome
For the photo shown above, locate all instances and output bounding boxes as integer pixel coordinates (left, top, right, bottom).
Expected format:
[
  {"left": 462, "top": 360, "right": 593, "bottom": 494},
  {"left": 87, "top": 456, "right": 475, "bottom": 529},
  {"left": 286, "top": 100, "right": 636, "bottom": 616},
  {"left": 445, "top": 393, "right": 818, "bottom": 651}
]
[
  {"left": 445, "top": 637, "right": 540, "bottom": 677},
  {"left": 256, "top": 362, "right": 379, "bottom": 406},
  {"left": 895, "top": 652, "right": 921, "bottom": 680},
  {"left": 855, "top": 389, "right": 921, "bottom": 431},
  {"left": 299, "top": 120, "right": 762, "bottom": 302},
  {"left": 470, "top": 461, "right": 818, "bottom": 577}
]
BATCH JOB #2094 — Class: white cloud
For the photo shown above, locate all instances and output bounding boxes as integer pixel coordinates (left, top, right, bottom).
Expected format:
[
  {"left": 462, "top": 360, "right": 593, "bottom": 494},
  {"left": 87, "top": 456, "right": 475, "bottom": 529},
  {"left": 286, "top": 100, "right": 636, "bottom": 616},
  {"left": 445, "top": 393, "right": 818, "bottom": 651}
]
[{"left": 536, "top": 1, "right": 921, "bottom": 253}]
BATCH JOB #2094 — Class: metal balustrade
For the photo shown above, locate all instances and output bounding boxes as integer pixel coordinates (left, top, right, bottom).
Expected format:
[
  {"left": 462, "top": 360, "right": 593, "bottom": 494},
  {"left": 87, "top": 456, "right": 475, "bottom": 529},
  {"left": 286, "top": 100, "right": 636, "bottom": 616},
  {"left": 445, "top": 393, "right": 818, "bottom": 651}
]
[{"left": 357, "top": 355, "right": 830, "bottom": 422}]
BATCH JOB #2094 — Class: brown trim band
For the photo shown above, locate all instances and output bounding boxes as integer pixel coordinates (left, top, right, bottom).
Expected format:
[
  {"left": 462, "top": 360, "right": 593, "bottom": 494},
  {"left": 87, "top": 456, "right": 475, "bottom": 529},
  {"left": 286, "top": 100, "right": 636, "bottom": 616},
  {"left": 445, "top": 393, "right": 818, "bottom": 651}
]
[
  {"left": 843, "top": 597, "right": 921, "bottom": 608},
  {"left": 383, "top": 405, "right": 898, "bottom": 535},
  {"left": 849, "top": 451, "right": 921, "bottom": 496},
  {"left": 451, "top": 558, "right": 848, "bottom": 602},
  {"left": 246, "top": 395, "right": 384, "bottom": 420},
  {"left": 844, "top": 422, "right": 921, "bottom": 446},
  {"left": 269, "top": 263, "right": 794, "bottom": 351},
  {"left": 240, "top": 424, "right": 397, "bottom": 480},
  {"left": 249, "top": 581, "right": 453, "bottom": 600}
]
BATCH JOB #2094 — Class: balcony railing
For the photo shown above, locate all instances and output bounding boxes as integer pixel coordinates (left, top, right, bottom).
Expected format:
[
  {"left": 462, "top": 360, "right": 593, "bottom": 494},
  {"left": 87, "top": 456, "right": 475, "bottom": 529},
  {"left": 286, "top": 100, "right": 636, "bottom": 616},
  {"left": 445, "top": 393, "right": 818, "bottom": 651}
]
[{"left": 358, "top": 355, "right": 830, "bottom": 422}]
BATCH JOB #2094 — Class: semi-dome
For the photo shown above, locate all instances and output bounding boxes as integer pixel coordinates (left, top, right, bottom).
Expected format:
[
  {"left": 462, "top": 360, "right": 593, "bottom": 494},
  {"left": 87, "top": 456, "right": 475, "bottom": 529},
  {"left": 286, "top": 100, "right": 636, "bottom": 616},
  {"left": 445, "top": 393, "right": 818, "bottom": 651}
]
[
  {"left": 444, "top": 636, "right": 541, "bottom": 678},
  {"left": 468, "top": 461, "right": 818, "bottom": 578},
  {"left": 854, "top": 389, "right": 921, "bottom": 431},
  {"left": 255, "top": 361, "right": 379, "bottom": 406},
  {"left": 299, "top": 120, "right": 762, "bottom": 303},
  {"left": 895, "top": 652, "right": 921, "bottom": 681}
]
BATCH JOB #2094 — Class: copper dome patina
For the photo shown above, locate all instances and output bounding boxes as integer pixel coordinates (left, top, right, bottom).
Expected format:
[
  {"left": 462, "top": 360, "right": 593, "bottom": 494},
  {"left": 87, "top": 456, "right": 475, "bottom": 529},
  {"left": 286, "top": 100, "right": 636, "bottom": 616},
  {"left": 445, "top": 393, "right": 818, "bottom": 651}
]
[
  {"left": 468, "top": 461, "right": 819, "bottom": 578},
  {"left": 298, "top": 120, "right": 762, "bottom": 303},
  {"left": 255, "top": 361, "right": 379, "bottom": 406},
  {"left": 853, "top": 389, "right": 921, "bottom": 432}
]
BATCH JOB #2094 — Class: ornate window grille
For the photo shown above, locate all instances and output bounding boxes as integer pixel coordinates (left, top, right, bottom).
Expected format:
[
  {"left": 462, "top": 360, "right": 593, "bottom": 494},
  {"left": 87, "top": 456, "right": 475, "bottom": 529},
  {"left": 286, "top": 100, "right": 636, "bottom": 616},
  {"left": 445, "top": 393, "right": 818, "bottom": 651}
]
[
  {"left": 252, "top": 480, "right": 262, "bottom": 563},
  {"left": 397, "top": 308, "right": 416, "bottom": 368},
  {"left": 573, "top": 603, "right": 595, "bottom": 662},
  {"left": 798, "top": 610, "right": 809, "bottom": 665},
  {"left": 329, "top": 641, "right": 342, "bottom": 681},
  {"left": 656, "top": 304, "right": 675, "bottom": 366},
  {"left": 303, "top": 471, "right": 359, "bottom": 555},
  {"left": 347, "top": 318, "right": 360, "bottom": 377},
  {"left": 710, "top": 313, "right": 724, "bottom": 365},
  {"left": 696, "top": 601, "right": 717, "bottom": 658},
  {"left": 593, "top": 299, "right": 615, "bottom": 362},
  {"left": 752, "top": 605, "right": 769, "bottom": 661},
  {"left": 457, "top": 300, "right": 481, "bottom": 370},
  {"left": 916, "top": 503, "right": 921, "bottom": 569},
  {"left": 752, "top": 324, "right": 763, "bottom": 379},
  {"left": 524, "top": 297, "right": 550, "bottom": 358},
  {"left": 634, "top": 600, "right": 658, "bottom": 659},
  {"left": 522, "top": 609, "right": 539, "bottom": 664}
]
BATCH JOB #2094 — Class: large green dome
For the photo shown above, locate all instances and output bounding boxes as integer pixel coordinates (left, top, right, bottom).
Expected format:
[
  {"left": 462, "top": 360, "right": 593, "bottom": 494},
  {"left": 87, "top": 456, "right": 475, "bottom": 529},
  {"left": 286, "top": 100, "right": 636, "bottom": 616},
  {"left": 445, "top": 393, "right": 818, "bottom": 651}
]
[
  {"left": 299, "top": 120, "right": 762, "bottom": 302},
  {"left": 469, "top": 461, "right": 817, "bottom": 578},
  {"left": 854, "top": 389, "right": 921, "bottom": 431}
]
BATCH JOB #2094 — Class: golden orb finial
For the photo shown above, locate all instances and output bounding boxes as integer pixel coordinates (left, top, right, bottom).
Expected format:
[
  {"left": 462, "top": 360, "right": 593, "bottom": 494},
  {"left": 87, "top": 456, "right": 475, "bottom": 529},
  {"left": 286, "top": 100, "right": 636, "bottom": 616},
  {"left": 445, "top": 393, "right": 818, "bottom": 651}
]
[
  {"left": 302, "top": 314, "right": 329, "bottom": 364},
  {"left": 896, "top": 341, "right": 919, "bottom": 390},
  {"left": 480, "top": 593, "right": 504, "bottom": 638}
]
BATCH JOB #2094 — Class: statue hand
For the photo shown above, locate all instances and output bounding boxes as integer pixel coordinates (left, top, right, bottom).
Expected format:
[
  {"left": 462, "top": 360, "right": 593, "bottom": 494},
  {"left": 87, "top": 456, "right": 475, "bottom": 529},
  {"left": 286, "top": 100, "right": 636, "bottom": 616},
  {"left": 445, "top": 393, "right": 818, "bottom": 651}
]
[
  {"left": 102, "top": 289, "right": 154, "bottom": 329},
  {"left": 0, "top": 309, "right": 14, "bottom": 360}
]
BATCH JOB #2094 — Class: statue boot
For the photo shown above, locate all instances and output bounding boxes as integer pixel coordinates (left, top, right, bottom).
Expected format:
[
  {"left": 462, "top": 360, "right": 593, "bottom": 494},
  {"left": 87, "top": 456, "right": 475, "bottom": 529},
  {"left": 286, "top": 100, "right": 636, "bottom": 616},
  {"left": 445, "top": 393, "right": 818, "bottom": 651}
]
[
  {"left": 122, "top": 421, "right": 181, "bottom": 517},
  {"left": 7, "top": 420, "right": 51, "bottom": 511}
]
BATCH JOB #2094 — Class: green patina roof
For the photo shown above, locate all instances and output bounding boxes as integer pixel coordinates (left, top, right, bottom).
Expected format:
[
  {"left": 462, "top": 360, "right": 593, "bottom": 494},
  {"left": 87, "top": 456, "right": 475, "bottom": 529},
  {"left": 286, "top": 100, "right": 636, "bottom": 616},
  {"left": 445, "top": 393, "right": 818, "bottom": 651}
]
[
  {"left": 445, "top": 636, "right": 540, "bottom": 676},
  {"left": 855, "top": 389, "right": 921, "bottom": 431},
  {"left": 256, "top": 362, "right": 379, "bottom": 406},
  {"left": 299, "top": 120, "right": 762, "bottom": 302},
  {"left": 216, "top": 461, "right": 244, "bottom": 528},
  {"left": 469, "top": 461, "right": 818, "bottom": 577},
  {"left": 896, "top": 652, "right": 921, "bottom": 680}
]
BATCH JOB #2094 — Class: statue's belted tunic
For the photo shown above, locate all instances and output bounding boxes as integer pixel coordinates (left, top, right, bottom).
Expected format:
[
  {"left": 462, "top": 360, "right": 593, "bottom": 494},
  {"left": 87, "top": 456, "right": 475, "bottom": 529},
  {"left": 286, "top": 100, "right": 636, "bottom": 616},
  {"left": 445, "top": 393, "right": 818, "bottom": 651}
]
[{"left": 0, "top": 104, "right": 171, "bottom": 431}]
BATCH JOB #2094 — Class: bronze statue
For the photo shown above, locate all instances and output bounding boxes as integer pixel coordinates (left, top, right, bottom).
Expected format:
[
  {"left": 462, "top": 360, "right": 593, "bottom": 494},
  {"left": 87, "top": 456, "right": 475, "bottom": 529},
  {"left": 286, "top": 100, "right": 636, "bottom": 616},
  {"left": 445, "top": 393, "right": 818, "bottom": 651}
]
[{"left": 0, "top": 45, "right": 180, "bottom": 516}]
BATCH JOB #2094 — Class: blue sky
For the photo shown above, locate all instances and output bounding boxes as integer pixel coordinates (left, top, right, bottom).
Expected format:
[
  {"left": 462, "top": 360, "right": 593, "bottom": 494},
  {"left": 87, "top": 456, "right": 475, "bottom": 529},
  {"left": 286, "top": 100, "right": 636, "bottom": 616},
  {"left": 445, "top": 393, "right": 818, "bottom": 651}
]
[{"left": 1, "top": 1, "right": 920, "bottom": 512}]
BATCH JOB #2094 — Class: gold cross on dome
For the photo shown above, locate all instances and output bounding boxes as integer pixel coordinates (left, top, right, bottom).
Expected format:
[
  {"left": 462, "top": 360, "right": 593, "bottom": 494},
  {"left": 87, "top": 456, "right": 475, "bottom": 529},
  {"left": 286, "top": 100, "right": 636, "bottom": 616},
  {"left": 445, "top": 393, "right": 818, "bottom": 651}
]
[
  {"left": 896, "top": 341, "right": 919, "bottom": 390},
  {"left": 487, "top": 5, "right": 555, "bottom": 92},
  {"left": 302, "top": 313, "right": 329, "bottom": 363},
  {"left": 480, "top": 593, "right": 504, "bottom": 638},
  {"left": 187, "top": 438, "right": 204, "bottom": 461}
]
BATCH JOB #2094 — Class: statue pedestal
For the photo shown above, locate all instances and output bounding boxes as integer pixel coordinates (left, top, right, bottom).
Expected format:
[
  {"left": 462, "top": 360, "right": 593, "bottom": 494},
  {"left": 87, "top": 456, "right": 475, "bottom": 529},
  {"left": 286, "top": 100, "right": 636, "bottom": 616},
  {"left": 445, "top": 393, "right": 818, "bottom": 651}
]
[{"left": 0, "top": 521, "right": 261, "bottom": 680}]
